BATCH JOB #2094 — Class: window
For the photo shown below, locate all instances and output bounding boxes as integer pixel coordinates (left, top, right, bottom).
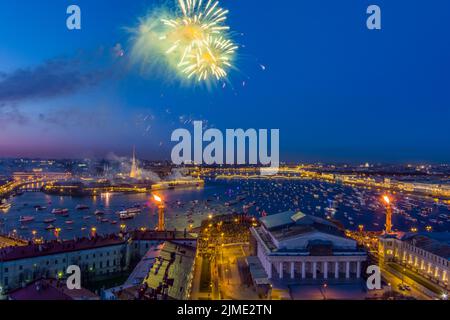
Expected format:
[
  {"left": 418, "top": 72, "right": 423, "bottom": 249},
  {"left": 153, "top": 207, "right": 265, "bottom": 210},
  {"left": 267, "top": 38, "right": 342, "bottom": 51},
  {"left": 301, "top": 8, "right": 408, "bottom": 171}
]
[
  {"left": 55, "top": 260, "right": 58, "bottom": 265},
  {"left": 4, "top": 268, "right": 8, "bottom": 273}
]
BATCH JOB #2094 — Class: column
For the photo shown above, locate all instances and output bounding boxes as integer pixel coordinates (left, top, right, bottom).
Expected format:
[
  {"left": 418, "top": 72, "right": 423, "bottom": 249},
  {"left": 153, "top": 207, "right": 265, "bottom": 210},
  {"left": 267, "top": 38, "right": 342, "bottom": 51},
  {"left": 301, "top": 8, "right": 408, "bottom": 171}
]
[
  {"left": 313, "top": 261, "right": 317, "bottom": 279},
  {"left": 279, "top": 262, "right": 283, "bottom": 279},
  {"left": 301, "top": 262, "right": 306, "bottom": 279},
  {"left": 290, "top": 262, "right": 295, "bottom": 279},
  {"left": 356, "top": 261, "right": 361, "bottom": 279},
  {"left": 323, "top": 262, "right": 328, "bottom": 279},
  {"left": 335, "top": 261, "right": 339, "bottom": 279},
  {"left": 345, "top": 261, "right": 350, "bottom": 279}
]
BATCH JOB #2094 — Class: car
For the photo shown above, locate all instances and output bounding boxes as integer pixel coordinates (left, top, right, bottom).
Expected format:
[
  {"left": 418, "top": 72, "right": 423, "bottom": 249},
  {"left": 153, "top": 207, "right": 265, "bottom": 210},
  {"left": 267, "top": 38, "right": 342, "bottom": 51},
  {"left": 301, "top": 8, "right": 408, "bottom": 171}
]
[{"left": 397, "top": 284, "right": 406, "bottom": 291}]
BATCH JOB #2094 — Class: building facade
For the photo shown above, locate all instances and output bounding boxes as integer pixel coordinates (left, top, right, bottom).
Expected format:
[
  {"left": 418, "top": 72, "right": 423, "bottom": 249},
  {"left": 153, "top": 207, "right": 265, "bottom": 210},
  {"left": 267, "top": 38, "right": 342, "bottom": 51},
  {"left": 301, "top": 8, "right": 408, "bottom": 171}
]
[
  {"left": 0, "top": 235, "right": 129, "bottom": 295},
  {"left": 0, "top": 230, "right": 198, "bottom": 296},
  {"left": 379, "top": 232, "right": 449, "bottom": 290},
  {"left": 249, "top": 211, "right": 367, "bottom": 282}
]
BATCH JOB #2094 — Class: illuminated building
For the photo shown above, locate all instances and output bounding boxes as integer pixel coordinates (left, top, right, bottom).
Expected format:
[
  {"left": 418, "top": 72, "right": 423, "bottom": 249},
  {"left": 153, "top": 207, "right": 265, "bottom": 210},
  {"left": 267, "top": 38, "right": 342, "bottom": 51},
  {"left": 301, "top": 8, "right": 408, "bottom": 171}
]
[
  {"left": 249, "top": 211, "right": 367, "bottom": 282},
  {"left": 379, "top": 232, "right": 450, "bottom": 291},
  {"left": 129, "top": 146, "right": 141, "bottom": 179}
]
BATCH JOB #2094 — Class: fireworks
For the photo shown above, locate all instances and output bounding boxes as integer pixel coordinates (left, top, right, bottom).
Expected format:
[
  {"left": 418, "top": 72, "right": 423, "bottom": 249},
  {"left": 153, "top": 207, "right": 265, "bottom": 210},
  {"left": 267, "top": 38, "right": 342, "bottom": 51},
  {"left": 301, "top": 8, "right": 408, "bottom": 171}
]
[
  {"left": 179, "top": 35, "right": 238, "bottom": 81},
  {"left": 129, "top": 0, "right": 237, "bottom": 84}
]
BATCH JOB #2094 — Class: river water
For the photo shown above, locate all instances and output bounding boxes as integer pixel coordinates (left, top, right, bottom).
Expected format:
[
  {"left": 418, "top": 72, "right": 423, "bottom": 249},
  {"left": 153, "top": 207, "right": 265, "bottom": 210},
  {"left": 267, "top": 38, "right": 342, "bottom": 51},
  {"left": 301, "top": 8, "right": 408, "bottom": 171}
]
[{"left": 1, "top": 179, "right": 449, "bottom": 240}]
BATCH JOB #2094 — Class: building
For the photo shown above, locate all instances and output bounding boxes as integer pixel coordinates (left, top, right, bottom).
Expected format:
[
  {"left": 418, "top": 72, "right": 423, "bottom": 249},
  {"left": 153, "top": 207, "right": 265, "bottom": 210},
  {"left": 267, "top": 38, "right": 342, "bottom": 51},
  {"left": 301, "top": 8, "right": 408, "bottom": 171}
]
[
  {"left": 104, "top": 241, "right": 197, "bottom": 300},
  {"left": 142, "top": 241, "right": 196, "bottom": 300},
  {"left": 129, "top": 147, "right": 141, "bottom": 179},
  {"left": 8, "top": 278, "right": 98, "bottom": 300},
  {"left": 0, "top": 230, "right": 197, "bottom": 298},
  {"left": 379, "top": 232, "right": 449, "bottom": 290},
  {"left": 249, "top": 211, "right": 367, "bottom": 282},
  {"left": 0, "top": 235, "right": 129, "bottom": 295}
]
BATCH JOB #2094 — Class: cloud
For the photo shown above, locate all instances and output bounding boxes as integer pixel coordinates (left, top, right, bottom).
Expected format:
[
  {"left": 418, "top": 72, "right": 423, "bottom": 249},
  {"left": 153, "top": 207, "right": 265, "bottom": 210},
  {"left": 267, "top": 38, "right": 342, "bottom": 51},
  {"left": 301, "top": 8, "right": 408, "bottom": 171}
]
[
  {"left": 0, "top": 57, "right": 110, "bottom": 104},
  {"left": 0, "top": 103, "right": 29, "bottom": 126},
  {"left": 38, "top": 105, "right": 110, "bottom": 128}
]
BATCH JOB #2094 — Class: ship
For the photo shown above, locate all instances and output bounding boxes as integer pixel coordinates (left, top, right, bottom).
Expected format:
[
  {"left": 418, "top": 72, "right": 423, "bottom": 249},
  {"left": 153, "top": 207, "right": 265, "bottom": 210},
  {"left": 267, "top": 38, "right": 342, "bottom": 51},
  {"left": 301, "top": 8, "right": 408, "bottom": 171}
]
[
  {"left": 76, "top": 205, "right": 90, "bottom": 210},
  {"left": 118, "top": 208, "right": 141, "bottom": 220}
]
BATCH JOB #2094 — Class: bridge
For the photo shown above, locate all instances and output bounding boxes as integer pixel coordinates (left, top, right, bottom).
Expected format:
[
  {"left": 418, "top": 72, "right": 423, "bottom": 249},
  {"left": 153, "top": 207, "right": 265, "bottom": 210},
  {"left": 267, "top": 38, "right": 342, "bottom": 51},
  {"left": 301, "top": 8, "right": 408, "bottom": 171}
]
[{"left": 0, "top": 171, "right": 72, "bottom": 199}]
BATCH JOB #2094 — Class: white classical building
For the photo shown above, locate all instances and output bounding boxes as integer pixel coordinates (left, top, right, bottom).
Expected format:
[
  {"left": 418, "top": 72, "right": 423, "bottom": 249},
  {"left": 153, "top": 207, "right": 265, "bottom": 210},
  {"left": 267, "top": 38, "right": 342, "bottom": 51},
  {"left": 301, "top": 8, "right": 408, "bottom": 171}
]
[{"left": 249, "top": 211, "right": 367, "bottom": 282}]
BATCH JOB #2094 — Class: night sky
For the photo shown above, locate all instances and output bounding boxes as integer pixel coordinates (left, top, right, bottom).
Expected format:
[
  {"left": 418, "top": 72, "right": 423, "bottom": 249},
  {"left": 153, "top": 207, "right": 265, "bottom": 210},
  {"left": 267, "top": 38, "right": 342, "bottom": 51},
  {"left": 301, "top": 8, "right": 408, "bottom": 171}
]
[{"left": 0, "top": 0, "right": 449, "bottom": 163}]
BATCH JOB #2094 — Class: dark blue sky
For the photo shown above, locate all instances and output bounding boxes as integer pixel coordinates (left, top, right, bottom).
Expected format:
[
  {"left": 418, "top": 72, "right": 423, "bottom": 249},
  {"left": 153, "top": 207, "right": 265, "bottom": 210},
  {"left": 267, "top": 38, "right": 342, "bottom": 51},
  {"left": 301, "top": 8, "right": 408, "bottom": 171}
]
[{"left": 0, "top": 0, "right": 449, "bottom": 163}]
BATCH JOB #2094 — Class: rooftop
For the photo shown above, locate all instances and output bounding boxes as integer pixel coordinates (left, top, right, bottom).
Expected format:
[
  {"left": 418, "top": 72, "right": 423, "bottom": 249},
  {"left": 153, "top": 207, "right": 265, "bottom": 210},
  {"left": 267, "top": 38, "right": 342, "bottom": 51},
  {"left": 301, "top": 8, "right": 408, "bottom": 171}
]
[
  {"left": 260, "top": 211, "right": 344, "bottom": 242},
  {"left": 130, "top": 230, "right": 198, "bottom": 241},
  {"left": 402, "top": 232, "right": 450, "bottom": 260},
  {"left": 143, "top": 241, "right": 196, "bottom": 300},
  {"left": 8, "top": 278, "right": 98, "bottom": 300},
  {"left": 0, "top": 235, "right": 126, "bottom": 262}
]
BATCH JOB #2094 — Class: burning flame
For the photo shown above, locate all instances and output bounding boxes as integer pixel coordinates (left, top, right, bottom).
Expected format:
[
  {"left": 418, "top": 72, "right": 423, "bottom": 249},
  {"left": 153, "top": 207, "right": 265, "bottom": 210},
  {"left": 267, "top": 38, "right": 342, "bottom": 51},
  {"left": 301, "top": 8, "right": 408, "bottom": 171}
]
[
  {"left": 382, "top": 195, "right": 391, "bottom": 205},
  {"left": 153, "top": 194, "right": 162, "bottom": 203}
]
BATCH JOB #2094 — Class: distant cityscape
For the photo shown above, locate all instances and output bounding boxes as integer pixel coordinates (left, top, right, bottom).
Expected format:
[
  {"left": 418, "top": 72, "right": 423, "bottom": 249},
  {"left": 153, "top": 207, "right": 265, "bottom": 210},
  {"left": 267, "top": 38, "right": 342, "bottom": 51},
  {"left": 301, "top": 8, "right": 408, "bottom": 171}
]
[{"left": 0, "top": 152, "right": 449, "bottom": 300}]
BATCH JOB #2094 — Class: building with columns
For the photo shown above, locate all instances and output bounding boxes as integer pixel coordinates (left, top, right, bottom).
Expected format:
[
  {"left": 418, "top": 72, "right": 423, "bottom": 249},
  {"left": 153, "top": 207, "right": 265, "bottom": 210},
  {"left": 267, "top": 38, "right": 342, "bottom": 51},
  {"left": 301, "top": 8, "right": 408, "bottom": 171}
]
[
  {"left": 249, "top": 211, "right": 367, "bottom": 283},
  {"left": 379, "top": 232, "right": 449, "bottom": 290}
]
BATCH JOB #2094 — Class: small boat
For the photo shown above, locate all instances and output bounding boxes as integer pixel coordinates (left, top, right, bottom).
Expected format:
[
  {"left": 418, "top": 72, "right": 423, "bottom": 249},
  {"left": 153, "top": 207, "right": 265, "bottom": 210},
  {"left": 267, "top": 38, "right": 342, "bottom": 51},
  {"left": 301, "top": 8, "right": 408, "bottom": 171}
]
[
  {"left": 76, "top": 205, "right": 89, "bottom": 210},
  {"left": 94, "top": 210, "right": 105, "bottom": 216},
  {"left": 83, "top": 216, "right": 91, "bottom": 220},
  {"left": 0, "top": 203, "right": 12, "bottom": 211},
  {"left": 65, "top": 220, "right": 74, "bottom": 225},
  {"left": 45, "top": 224, "right": 55, "bottom": 230},
  {"left": 100, "top": 218, "right": 109, "bottom": 223},
  {"left": 110, "top": 220, "right": 117, "bottom": 225},
  {"left": 19, "top": 216, "right": 35, "bottom": 223},
  {"left": 43, "top": 218, "right": 56, "bottom": 223},
  {"left": 52, "top": 208, "right": 69, "bottom": 215},
  {"left": 35, "top": 206, "right": 47, "bottom": 211}
]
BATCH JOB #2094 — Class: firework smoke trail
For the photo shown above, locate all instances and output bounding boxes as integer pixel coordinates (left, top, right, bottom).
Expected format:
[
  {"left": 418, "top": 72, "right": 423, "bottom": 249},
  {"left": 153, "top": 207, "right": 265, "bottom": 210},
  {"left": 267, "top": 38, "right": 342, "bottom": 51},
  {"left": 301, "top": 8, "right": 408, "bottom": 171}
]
[{"left": 128, "top": 0, "right": 237, "bottom": 84}]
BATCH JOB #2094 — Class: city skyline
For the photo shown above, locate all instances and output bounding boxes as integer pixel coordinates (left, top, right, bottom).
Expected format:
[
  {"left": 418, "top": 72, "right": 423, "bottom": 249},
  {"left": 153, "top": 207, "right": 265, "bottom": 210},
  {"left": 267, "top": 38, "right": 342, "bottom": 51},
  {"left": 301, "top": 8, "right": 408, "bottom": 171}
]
[{"left": 1, "top": 0, "right": 450, "bottom": 163}]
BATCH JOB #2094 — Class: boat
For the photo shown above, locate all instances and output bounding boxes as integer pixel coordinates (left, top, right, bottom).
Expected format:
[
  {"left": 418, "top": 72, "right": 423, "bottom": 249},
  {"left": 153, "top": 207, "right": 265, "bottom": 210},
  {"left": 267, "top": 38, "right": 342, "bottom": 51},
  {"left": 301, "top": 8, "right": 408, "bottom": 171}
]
[
  {"left": 19, "top": 216, "right": 35, "bottom": 223},
  {"left": 76, "top": 205, "right": 89, "bottom": 210},
  {"left": 35, "top": 206, "right": 47, "bottom": 211},
  {"left": 125, "top": 207, "right": 141, "bottom": 214},
  {"left": 0, "top": 203, "right": 11, "bottom": 211},
  {"left": 94, "top": 210, "right": 105, "bottom": 216},
  {"left": 45, "top": 224, "right": 55, "bottom": 230},
  {"left": 119, "top": 211, "right": 138, "bottom": 220},
  {"left": 65, "top": 220, "right": 74, "bottom": 225},
  {"left": 52, "top": 208, "right": 69, "bottom": 215},
  {"left": 43, "top": 218, "right": 56, "bottom": 223},
  {"left": 110, "top": 220, "right": 117, "bottom": 225}
]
